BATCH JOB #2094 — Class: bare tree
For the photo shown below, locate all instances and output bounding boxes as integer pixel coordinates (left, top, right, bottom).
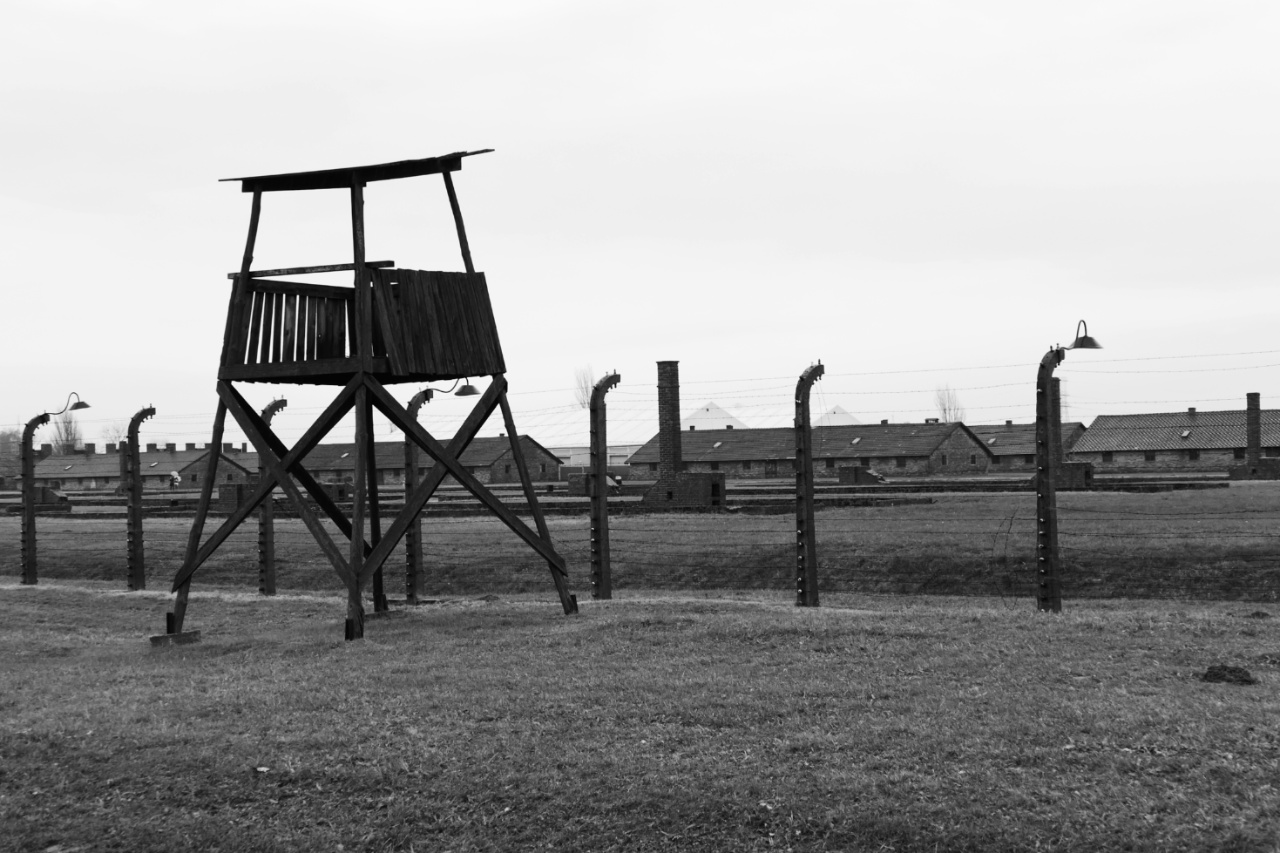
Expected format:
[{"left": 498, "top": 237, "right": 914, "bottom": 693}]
[
  {"left": 573, "top": 365, "right": 595, "bottom": 409},
  {"left": 50, "top": 410, "right": 82, "bottom": 454},
  {"left": 934, "top": 384, "right": 965, "bottom": 423},
  {"left": 101, "top": 421, "right": 129, "bottom": 446},
  {"left": 0, "top": 427, "right": 19, "bottom": 457}
]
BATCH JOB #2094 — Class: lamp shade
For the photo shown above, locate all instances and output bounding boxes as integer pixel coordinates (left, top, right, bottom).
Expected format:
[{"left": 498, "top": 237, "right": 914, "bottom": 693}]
[
  {"left": 455, "top": 382, "right": 481, "bottom": 397},
  {"left": 1069, "top": 320, "right": 1101, "bottom": 350},
  {"left": 1070, "top": 334, "right": 1102, "bottom": 349}
]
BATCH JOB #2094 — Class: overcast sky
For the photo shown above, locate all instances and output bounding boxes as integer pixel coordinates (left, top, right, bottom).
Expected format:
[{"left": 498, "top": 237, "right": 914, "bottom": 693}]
[{"left": 4, "top": 1, "right": 1278, "bottom": 449}]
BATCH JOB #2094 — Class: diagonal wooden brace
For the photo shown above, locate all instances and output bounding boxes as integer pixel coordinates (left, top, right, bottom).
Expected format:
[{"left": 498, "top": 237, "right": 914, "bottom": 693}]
[
  {"left": 499, "top": 391, "right": 552, "bottom": 542},
  {"left": 220, "top": 383, "right": 358, "bottom": 588},
  {"left": 365, "top": 377, "right": 572, "bottom": 595},
  {"left": 358, "top": 378, "right": 503, "bottom": 587},
  {"left": 170, "top": 377, "right": 361, "bottom": 591},
  {"left": 222, "top": 380, "right": 368, "bottom": 544}
]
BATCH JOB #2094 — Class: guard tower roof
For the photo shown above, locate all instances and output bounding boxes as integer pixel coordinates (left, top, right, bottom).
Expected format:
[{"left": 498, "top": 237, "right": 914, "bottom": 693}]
[{"left": 221, "top": 149, "right": 494, "bottom": 193}]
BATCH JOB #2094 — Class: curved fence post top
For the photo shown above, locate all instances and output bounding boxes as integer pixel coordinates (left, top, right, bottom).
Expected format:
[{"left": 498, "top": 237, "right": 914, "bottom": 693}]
[
  {"left": 590, "top": 372, "right": 621, "bottom": 408},
  {"left": 795, "top": 361, "right": 824, "bottom": 405},
  {"left": 128, "top": 406, "right": 157, "bottom": 438},
  {"left": 260, "top": 398, "right": 288, "bottom": 423}
]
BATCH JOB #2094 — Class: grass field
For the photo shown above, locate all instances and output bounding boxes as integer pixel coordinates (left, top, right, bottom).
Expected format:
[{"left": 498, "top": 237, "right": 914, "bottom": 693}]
[{"left": 2, "top": 582, "right": 1278, "bottom": 851}]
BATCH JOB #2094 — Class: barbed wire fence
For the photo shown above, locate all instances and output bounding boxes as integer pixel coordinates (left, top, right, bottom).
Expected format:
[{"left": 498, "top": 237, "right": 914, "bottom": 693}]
[
  {"left": 4, "top": 351, "right": 1280, "bottom": 608},
  {"left": 6, "top": 489, "right": 1279, "bottom": 604}
]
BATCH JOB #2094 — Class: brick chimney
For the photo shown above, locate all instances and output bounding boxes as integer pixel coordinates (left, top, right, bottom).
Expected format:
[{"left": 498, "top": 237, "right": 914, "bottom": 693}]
[
  {"left": 1246, "top": 393, "right": 1261, "bottom": 466},
  {"left": 106, "top": 442, "right": 117, "bottom": 453},
  {"left": 185, "top": 443, "right": 196, "bottom": 451},
  {"left": 146, "top": 443, "right": 157, "bottom": 452},
  {"left": 165, "top": 443, "right": 176, "bottom": 453},
  {"left": 656, "top": 360, "right": 682, "bottom": 481},
  {"left": 83, "top": 443, "right": 96, "bottom": 455}
]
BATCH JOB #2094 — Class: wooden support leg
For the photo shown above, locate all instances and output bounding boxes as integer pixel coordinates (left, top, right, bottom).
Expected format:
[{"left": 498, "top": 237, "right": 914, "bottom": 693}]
[
  {"left": 346, "top": 585, "right": 364, "bottom": 640},
  {"left": 165, "top": 400, "right": 227, "bottom": 637},
  {"left": 169, "top": 579, "right": 192, "bottom": 636},
  {"left": 364, "top": 391, "right": 387, "bottom": 613},
  {"left": 499, "top": 391, "right": 577, "bottom": 613},
  {"left": 347, "top": 385, "right": 369, "bottom": 638}
]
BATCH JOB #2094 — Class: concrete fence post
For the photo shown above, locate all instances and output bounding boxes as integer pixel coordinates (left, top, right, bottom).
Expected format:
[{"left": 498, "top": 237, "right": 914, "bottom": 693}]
[
  {"left": 404, "top": 389, "right": 432, "bottom": 603},
  {"left": 795, "top": 361, "right": 824, "bottom": 607},
  {"left": 1035, "top": 349, "right": 1065, "bottom": 612},
  {"left": 20, "top": 413, "right": 49, "bottom": 585},
  {"left": 1246, "top": 392, "right": 1262, "bottom": 468},
  {"left": 125, "top": 406, "right": 156, "bottom": 590},
  {"left": 589, "top": 372, "right": 621, "bottom": 599},
  {"left": 258, "top": 399, "right": 287, "bottom": 595}
]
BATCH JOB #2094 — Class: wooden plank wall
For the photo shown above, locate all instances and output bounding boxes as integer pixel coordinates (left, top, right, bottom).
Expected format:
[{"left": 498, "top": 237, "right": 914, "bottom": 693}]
[
  {"left": 372, "top": 270, "right": 506, "bottom": 378},
  {"left": 220, "top": 270, "right": 503, "bottom": 381}
]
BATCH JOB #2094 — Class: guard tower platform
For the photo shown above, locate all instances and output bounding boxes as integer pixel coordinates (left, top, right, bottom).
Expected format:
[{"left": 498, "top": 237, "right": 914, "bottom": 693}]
[{"left": 161, "top": 151, "right": 576, "bottom": 642}]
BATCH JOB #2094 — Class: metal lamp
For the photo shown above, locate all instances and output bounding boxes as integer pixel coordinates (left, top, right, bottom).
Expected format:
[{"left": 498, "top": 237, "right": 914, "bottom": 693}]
[{"left": 21, "top": 392, "right": 91, "bottom": 584}]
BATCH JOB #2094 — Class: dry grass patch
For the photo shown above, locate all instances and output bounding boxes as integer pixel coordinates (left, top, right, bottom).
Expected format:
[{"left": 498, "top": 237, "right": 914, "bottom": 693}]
[{"left": 1, "top": 583, "right": 1278, "bottom": 851}]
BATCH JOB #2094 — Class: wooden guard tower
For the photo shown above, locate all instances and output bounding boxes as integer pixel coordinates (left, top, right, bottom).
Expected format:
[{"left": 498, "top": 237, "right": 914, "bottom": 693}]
[{"left": 161, "top": 150, "right": 577, "bottom": 642}]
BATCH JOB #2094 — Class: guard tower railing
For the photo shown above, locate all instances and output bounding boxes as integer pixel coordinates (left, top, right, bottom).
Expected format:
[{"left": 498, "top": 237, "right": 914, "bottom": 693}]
[{"left": 220, "top": 268, "right": 505, "bottom": 385}]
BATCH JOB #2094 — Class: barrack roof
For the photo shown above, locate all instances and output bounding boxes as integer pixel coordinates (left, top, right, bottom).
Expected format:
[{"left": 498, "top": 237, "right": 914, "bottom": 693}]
[
  {"left": 221, "top": 149, "right": 494, "bottom": 193},
  {"left": 628, "top": 422, "right": 992, "bottom": 465},
  {"left": 1071, "top": 409, "right": 1280, "bottom": 453}
]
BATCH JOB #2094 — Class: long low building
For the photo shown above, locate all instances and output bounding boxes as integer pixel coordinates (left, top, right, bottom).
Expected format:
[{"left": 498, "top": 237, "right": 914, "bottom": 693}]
[
  {"left": 1070, "top": 403, "right": 1280, "bottom": 472},
  {"left": 968, "top": 420, "right": 1086, "bottom": 470},
  {"left": 31, "top": 443, "right": 257, "bottom": 491},
  {"left": 304, "top": 436, "right": 563, "bottom": 486},
  {"left": 627, "top": 421, "right": 994, "bottom": 478},
  {"left": 29, "top": 434, "right": 563, "bottom": 492}
]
